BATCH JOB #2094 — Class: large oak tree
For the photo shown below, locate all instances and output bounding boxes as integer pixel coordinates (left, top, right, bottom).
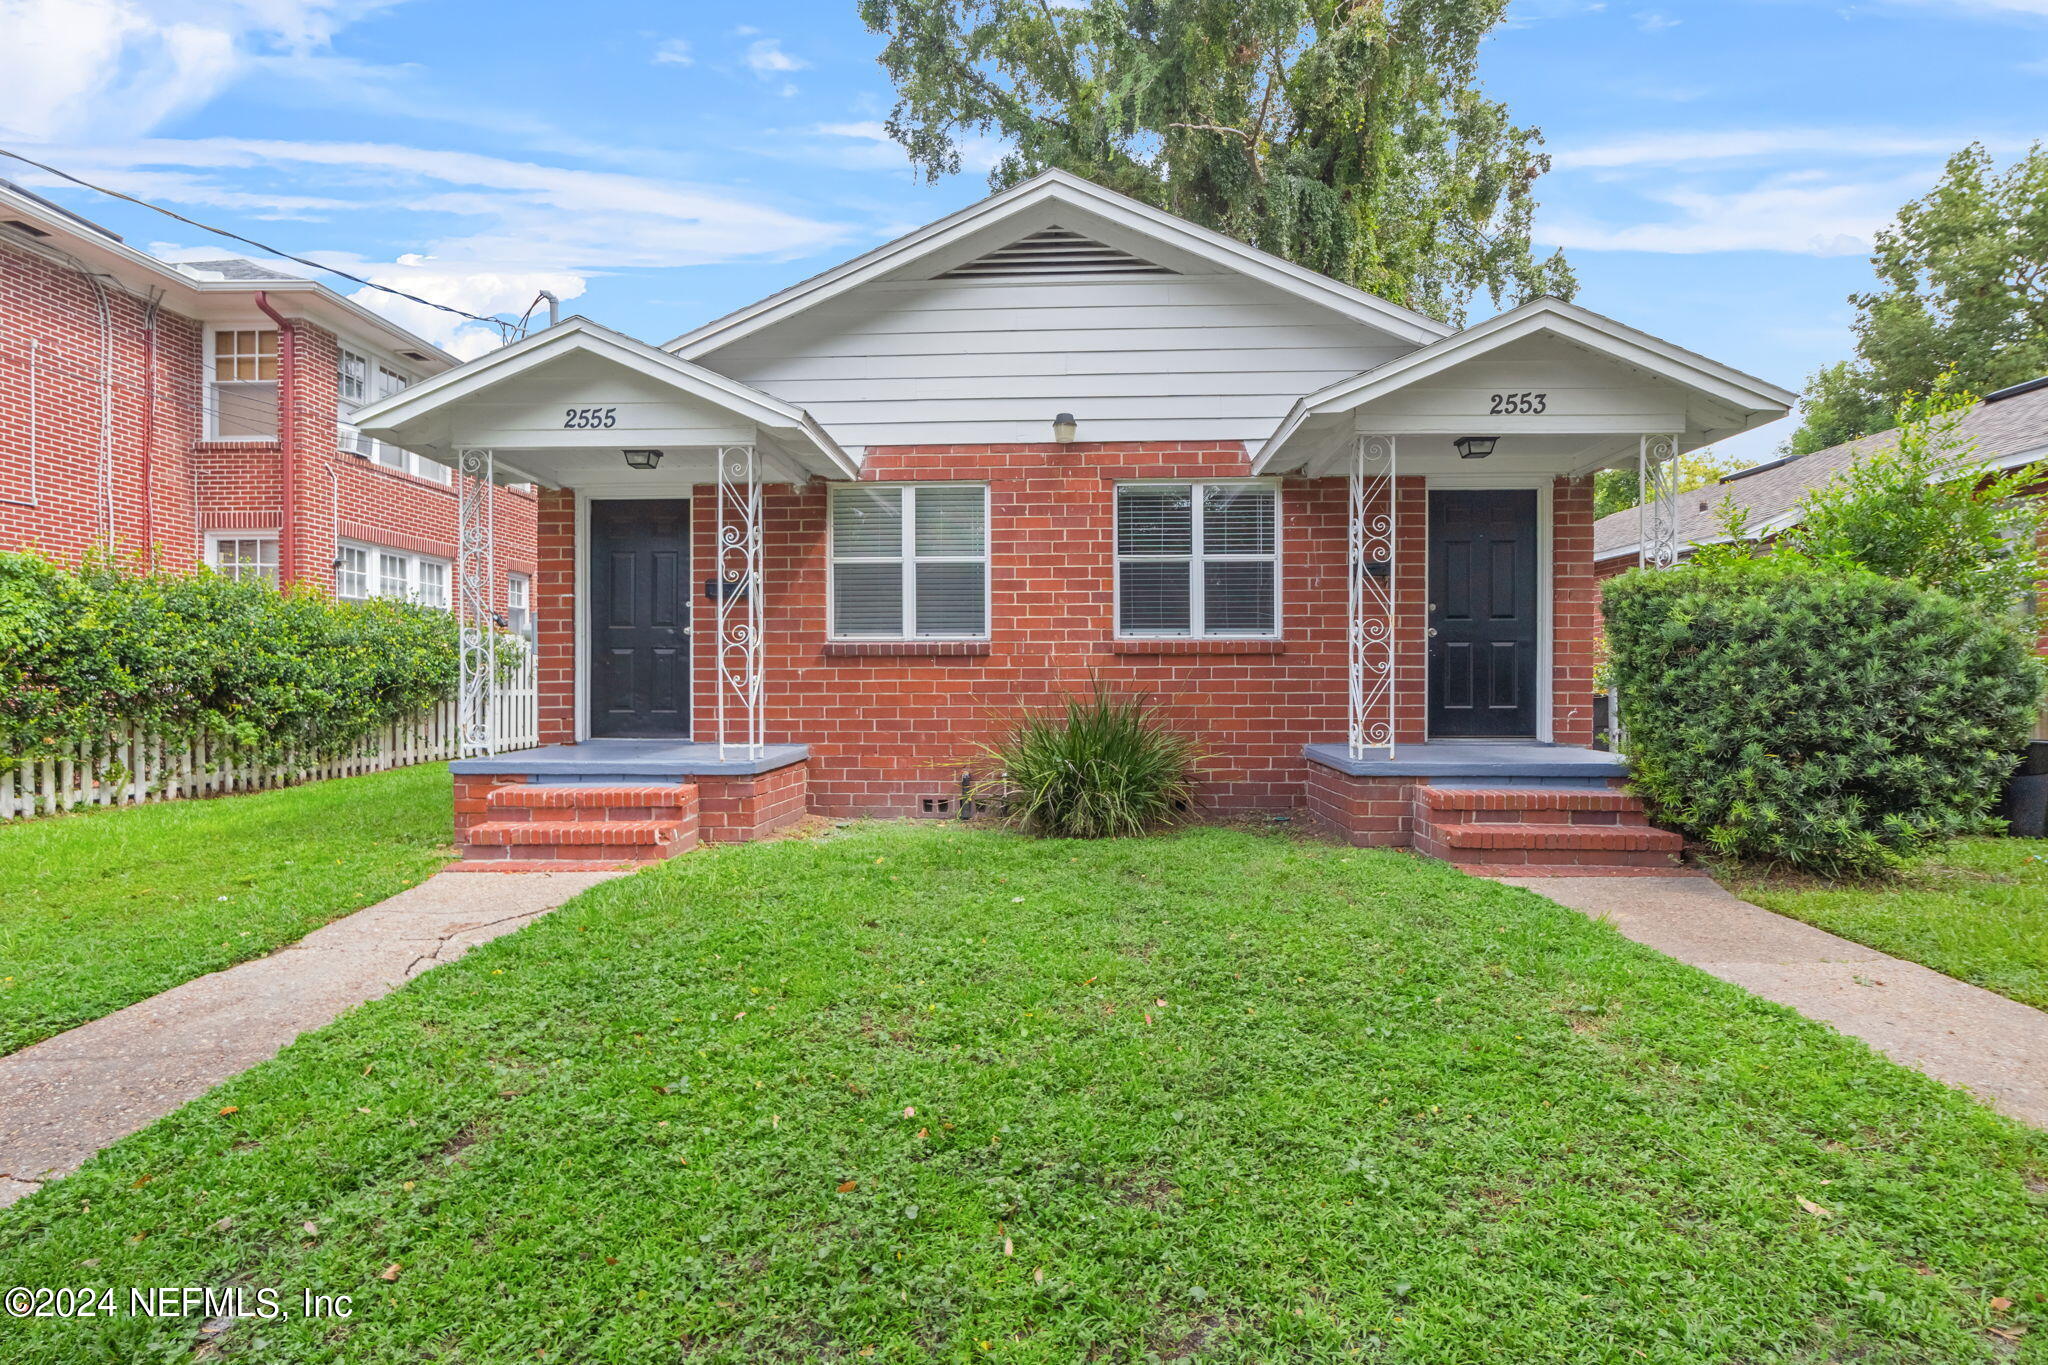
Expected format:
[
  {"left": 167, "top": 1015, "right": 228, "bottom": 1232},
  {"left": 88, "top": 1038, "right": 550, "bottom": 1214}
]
[{"left": 858, "top": 0, "right": 1575, "bottom": 325}]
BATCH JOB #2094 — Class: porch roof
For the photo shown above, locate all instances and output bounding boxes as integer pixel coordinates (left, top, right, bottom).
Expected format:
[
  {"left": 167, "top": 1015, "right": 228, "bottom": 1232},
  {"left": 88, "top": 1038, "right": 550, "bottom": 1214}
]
[
  {"left": 1253, "top": 298, "right": 1796, "bottom": 480},
  {"left": 350, "top": 316, "right": 857, "bottom": 488}
]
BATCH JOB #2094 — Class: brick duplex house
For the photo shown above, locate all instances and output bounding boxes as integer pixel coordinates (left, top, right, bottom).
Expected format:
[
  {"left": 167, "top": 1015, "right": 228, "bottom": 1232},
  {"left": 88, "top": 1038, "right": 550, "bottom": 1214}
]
[
  {"left": 344, "top": 172, "right": 1795, "bottom": 873},
  {"left": 0, "top": 181, "right": 536, "bottom": 623}
]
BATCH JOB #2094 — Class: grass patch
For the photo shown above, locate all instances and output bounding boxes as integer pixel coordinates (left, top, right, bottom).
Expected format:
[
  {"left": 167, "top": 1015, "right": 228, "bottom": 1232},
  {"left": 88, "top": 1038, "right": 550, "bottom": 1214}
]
[
  {"left": 1728, "top": 838, "right": 2048, "bottom": 1010},
  {"left": 0, "top": 764, "right": 454, "bottom": 1054},
  {"left": 1, "top": 824, "right": 2043, "bottom": 1362}
]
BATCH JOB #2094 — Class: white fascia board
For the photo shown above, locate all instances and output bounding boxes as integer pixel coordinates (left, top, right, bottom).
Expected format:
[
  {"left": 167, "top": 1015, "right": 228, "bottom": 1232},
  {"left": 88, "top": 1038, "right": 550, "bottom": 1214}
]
[
  {"left": 352, "top": 317, "right": 856, "bottom": 478},
  {"left": 664, "top": 168, "right": 1452, "bottom": 358},
  {"left": 1986, "top": 442, "right": 2048, "bottom": 474},
  {"left": 1252, "top": 298, "right": 1796, "bottom": 473}
]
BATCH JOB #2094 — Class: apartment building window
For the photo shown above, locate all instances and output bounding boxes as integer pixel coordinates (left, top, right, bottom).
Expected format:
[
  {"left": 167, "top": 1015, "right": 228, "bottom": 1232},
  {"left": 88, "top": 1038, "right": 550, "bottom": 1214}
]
[
  {"left": 337, "top": 544, "right": 369, "bottom": 599},
  {"left": 507, "top": 572, "right": 534, "bottom": 641},
  {"left": 343, "top": 542, "right": 452, "bottom": 608},
  {"left": 207, "top": 534, "right": 278, "bottom": 583},
  {"left": 829, "top": 484, "right": 989, "bottom": 639},
  {"left": 209, "top": 329, "right": 278, "bottom": 438},
  {"left": 1115, "top": 482, "right": 1280, "bottom": 637},
  {"left": 336, "top": 347, "right": 453, "bottom": 484}
]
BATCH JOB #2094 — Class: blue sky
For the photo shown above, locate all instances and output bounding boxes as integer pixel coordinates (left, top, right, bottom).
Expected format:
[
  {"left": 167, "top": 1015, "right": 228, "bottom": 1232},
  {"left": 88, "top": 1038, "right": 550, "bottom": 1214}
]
[{"left": 4, "top": 0, "right": 2044, "bottom": 466}]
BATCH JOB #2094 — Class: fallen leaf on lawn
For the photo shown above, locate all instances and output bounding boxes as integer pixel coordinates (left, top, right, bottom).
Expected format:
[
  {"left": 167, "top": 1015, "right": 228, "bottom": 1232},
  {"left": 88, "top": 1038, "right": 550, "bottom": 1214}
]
[
  {"left": 1002, "top": 1237, "right": 1014, "bottom": 1257},
  {"left": 302, "top": 1221, "right": 318, "bottom": 1235},
  {"left": 379, "top": 1263, "right": 403, "bottom": 1282},
  {"left": 130, "top": 1175, "right": 153, "bottom": 1188},
  {"left": 1797, "top": 1198, "right": 1834, "bottom": 1219},
  {"left": 772, "top": 1115, "right": 780, "bottom": 1130},
  {"left": 1992, "top": 1297, "right": 2013, "bottom": 1311},
  {"left": 1988, "top": 1326, "right": 2026, "bottom": 1342},
  {"left": 904, "top": 1106, "right": 915, "bottom": 1118},
  {"left": 217, "top": 1106, "right": 238, "bottom": 1116},
  {"left": 917, "top": 1128, "right": 928, "bottom": 1139},
  {"left": 210, "top": 1218, "right": 234, "bottom": 1232},
  {"left": 838, "top": 1180, "right": 858, "bottom": 1193},
  {"left": 1034, "top": 1267, "right": 1045, "bottom": 1284}
]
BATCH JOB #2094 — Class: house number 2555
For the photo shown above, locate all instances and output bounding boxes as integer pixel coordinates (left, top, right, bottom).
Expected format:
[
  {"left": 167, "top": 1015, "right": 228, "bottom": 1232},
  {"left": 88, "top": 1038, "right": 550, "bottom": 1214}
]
[
  {"left": 563, "top": 406, "right": 618, "bottom": 428},
  {"left": 1488, "top": 392, "right": 1547, "bottom": 415}
]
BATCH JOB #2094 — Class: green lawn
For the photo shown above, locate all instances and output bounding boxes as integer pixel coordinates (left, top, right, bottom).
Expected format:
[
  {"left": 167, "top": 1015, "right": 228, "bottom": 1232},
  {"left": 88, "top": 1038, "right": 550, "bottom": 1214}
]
[
  {"left": 2, "top": 825, "right": 2042, "bottom": 1363},
  {"left": 1729, "top": 838, "right": 2048, "bottom": 1011},
  {"left": 0, "top": 764, "right": 455, "bottom": 1055}
]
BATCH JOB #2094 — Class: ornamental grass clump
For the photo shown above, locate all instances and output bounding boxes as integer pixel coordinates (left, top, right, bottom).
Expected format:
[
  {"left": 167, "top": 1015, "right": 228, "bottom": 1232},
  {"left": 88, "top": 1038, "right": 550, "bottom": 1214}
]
[
  {"left": 976, "top": 685, "right": 1199, "bottom": 838},
  {"left": 1603, "top": 557, "right": 2043, "bottom": 876}
]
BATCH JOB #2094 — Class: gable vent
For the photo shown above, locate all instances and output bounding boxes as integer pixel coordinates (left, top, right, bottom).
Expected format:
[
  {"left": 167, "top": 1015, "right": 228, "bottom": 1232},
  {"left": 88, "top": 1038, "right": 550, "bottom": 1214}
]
[{"left": 937, "top": 226, "right": 1175, "bottom": 279}]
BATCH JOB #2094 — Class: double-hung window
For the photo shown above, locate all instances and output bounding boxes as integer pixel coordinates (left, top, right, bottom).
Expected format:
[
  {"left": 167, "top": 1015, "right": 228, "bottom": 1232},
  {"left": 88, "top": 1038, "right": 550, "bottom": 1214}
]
[
  {"left": 342, "top": 542, "right": 451, "bottom": 607},
  {"left": 337, "top": 349, "right": 451, "bottom": 483},
  {"left": 209, "top": 329, "right": 278, "bottom": 438},
  {"left": 830, "top": 484, "right": 989, "bottom": 639},
  {"left": 507, "top": 573, "right": 534, "bottom": 641},
  {"left": 208, "top": 535, "right": 278, "bottom": 583},
  {"left": 1116, "top": 482, "right": 1279, "bottom": 637},
  {"left": 337, "top": 544, "right": 370, "bottom": 599}
]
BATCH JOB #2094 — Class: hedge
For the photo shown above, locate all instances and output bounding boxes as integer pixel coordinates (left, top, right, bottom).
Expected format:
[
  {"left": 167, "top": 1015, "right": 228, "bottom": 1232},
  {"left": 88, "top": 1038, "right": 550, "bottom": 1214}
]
[
  {"left": 1603, "top": 558, "right": 2044, "bottom": 874},
  {"left": 0, "top": 552, "right": 465, "bottom": 773}
]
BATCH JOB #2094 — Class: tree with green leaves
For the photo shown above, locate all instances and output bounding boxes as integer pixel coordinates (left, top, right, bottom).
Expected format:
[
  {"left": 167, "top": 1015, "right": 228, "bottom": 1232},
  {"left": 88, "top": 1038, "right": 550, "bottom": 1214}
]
[
  {"left": 1780, "top": 381, "right": 2048, "bottom": 625},
  {"left": 1783, "top": 141, "right": 2048, "bottom": 454},
  {"left": 858, "top": 0, "right": 1576, "bottom": 325},
  {"left": 1592, "top": 447, "right": 1737, "bottom": 521}
]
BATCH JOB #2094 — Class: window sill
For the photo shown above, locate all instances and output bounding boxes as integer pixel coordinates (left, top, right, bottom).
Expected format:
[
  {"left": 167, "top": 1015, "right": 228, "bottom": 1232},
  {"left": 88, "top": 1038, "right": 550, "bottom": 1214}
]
[
  {"left": 1109, "top": 638, "right": 1286, "bottom": 656},
  {"left": 194, "top": 438, "right": 281, "bottom": 453},
  {"left": 822, "top": 641, "right": 992, "bottom": 658}
]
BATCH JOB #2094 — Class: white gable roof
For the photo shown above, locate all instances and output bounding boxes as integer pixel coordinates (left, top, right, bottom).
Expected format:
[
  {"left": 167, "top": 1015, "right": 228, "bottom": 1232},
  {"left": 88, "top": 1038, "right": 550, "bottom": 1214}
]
[
  {"left": 351, "top": 316, "right": 854, "bottom": 485},
  {"left": 1254, "top": 297, "right": 1797, "bottom": 476},
  {"left": 667, "top": 168, "right": 1451, "bottom": 358}
]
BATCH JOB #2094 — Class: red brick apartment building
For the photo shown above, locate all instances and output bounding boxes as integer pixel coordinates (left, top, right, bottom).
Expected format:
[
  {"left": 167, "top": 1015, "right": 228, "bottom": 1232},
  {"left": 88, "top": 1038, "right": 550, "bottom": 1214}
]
[{"left": 0, "top": 181, "right": 536, "bottom": 623}]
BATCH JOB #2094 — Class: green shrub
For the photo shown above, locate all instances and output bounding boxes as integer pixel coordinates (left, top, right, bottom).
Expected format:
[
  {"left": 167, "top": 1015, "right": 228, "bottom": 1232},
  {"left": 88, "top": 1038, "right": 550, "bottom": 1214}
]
[
  {"left": 1603, "top": 558, "right": 2043, "bottom": 875},
  {"left": 0, "top": 551, "right": 465, "bottom": 773},
  {"left": 975, "top": 685, "right": 1199, "bottom": 838}
]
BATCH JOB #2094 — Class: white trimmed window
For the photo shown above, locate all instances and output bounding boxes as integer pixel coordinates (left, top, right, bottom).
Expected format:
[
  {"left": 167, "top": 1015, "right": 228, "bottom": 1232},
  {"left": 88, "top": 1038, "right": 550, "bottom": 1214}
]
[
  {"left": 207, "top": 534, "right": 278, "bottom": 583},
  {"left": 830, "top": 484, "right": 989, "bottom": 639},
  {"left": 209, "top": 329, "right": 278, "bottom": 439},
  {"left": 507, "top": 572, "right": 534, "bottom": 641},
  {"left": 336, "top": 348, "right": 452, "bottom": 485},
  {"left": 337, "top": 544, "right": 369, "bottom": 599},
  {"left": 1116, "top": 482, "right": 1279, "bottom": 637},
  {"left": 341, "top": 541, "right": 451, "bottom": 608}
]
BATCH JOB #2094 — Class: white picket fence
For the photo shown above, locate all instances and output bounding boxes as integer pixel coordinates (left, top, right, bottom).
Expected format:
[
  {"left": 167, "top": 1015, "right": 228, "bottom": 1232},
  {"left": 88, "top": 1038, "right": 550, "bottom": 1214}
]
[{"left": 0, "top": 655, "right": 538, "bottom": 822}]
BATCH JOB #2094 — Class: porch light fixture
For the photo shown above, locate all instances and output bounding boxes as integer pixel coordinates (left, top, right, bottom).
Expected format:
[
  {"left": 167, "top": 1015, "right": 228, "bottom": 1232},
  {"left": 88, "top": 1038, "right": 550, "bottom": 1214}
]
[
  {"left": 1052, "top": 412, "right": 1077, "bottom": 444},
  {"left": 1454, "top": 435, "right": 1498, "bottom": 460},
  {"left": 621, "top": 448, "right": 663, "bottom": 471}
]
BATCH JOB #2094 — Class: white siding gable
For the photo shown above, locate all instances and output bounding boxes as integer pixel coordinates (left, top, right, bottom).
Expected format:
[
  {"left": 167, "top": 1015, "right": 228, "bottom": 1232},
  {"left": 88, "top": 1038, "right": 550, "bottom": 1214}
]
[{"left": 699, "top": 269, "right": 1414, "bottom": 450}]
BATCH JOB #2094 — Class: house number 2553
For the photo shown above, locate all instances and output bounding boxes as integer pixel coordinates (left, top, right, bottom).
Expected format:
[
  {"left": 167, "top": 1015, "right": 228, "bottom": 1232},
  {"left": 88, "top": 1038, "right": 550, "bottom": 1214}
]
[
  {"left": 1488, "top": 392, "right": 1547, "bottom": 415},
  {"left": 563, "top": 406, "right": 618, "bottom": 429}
]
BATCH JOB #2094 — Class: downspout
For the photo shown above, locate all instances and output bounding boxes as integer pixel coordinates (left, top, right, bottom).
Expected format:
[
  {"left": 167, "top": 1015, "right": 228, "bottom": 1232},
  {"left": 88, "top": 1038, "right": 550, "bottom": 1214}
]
[
  {"left": 254, "top": 291, "right": 297, "bottom": 585},
  {"left": 140, "top": 299, "right": 159, "bottom": 564}
]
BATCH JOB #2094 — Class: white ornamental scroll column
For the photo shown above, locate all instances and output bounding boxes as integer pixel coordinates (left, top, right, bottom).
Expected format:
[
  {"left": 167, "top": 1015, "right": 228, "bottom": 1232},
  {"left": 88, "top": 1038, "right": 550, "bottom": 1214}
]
[
  {"left": 1348, "top": 433, "right": 1397, "bottom": 760},
  {"left": 1638, "top": 433, "right": 1682, "bottom": 569},
  {"left": 455, "top": 447, "right": 497, "bottom": 757},
  {"left": 714, "top": 443, "right": 765, "bottom": 759}
]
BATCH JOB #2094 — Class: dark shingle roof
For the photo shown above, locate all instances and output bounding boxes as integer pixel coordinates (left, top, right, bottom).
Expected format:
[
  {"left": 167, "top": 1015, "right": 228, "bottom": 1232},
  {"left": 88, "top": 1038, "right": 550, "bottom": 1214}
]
[
  {"left": 1592, "top": 381, "right": 2048, "bottom": 562},
  {"left": 174, "top": 256, "right": 301, "bottom": 282}
]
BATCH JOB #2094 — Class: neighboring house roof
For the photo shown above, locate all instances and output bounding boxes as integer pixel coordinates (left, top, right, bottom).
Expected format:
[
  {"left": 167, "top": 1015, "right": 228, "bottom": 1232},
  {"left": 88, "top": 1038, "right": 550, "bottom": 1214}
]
[
  {"left": 1592, "top": 378, "right": 2048, "bottom": 563},
  {"left": 0, "top": 181, "right": 459, "bottom": 371},
  {"left": 666, "top": 167, "right": 1454, "bottom": 359}
]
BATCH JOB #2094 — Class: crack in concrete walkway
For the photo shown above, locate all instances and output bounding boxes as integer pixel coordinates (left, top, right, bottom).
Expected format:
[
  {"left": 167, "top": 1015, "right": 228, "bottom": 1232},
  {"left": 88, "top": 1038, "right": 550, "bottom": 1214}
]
[
  {"left": 0, "top": 868, "right": 620, "bottom": 1208},
  {"left": 1511, "top": 875, "right": 2048, "bottom": 1129}
]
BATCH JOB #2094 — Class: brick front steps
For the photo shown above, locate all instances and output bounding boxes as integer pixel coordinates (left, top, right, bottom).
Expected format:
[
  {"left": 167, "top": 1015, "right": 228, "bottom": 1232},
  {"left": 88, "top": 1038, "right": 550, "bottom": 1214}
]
[
  {"left": 455, "top": 782, "right": 699, "bottom": 870},
  {"left": 1413, "top": 784, "right": 1686, "bottom": 876}
]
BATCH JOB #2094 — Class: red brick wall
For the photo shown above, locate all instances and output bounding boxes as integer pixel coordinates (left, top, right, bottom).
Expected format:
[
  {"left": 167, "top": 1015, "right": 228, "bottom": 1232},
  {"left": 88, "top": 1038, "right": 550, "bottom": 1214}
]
[
  {"left": 531, "top": 444, "right": 1610, "bottom": 815},
  {"left": 0, "top": 240, "right": 535, "bottom": 607},
  {"left": 1551, "top": 475, "right": 1598, "bottom": 746},
  {"left": 1, "top": 239, "right": 206, "bottom": 570}
]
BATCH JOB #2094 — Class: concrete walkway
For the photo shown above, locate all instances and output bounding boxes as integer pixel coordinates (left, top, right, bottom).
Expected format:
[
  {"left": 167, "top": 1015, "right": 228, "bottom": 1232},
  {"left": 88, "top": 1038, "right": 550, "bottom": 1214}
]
[
  {"left": 0, "top": 868, "right": 619, "bottom": 1208},
  {"left": 1512, "top": 875, "right": 2048, "bottom": 1129}
]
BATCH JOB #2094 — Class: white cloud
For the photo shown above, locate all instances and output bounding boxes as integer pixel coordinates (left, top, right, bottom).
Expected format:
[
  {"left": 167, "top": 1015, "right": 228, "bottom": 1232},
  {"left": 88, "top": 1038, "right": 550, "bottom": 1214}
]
[
  {"left": 346, "top": 257, "right": 586, "bottom": 357},
  {"left": 744, "top": 38, "right": 805, "bottom": 75},
  {"left": 1634, "top": 9, "right": 1680, "bottom": 29},
  {"left": 1537, "top": 173, "right": 1928, "bottom": 255},
  {"left": 651, "top": 37, "right": 691, "bottom": 66},
  {"left": 0, "top": 0, "right": 395, "bottom": 142}
]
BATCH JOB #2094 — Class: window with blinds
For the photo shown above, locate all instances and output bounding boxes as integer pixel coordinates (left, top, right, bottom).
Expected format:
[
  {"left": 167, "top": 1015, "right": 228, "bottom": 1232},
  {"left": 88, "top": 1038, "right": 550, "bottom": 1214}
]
[
  {"left": 1116, "top": 483, "right": 1279, "bottom": 637},
  {"left": 830, "top": 484, "right": 989, "bottom": 639}
]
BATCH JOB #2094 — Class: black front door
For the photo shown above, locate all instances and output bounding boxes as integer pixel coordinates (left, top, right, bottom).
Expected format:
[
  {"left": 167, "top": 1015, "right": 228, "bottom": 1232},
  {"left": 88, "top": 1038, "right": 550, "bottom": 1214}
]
[
  {"left": 590, "top": 499, "right": 690, "bottom": 738},
  {"left": 1428, "top": 490, "right": 1539, "bottom": 738}
]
